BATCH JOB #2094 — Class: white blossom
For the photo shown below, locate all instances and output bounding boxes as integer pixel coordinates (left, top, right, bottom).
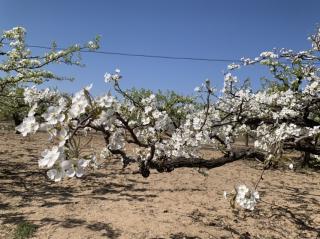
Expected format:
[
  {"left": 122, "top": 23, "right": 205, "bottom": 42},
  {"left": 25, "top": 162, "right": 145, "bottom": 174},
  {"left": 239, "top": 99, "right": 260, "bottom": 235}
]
[
  {"left": 16, "top": 115, "right": 39, "bottom": 136},
  {"left": 39, "top": 146, "right": 65, "bottom": 168},
  {"left": 289, "top": 163, "right": 294, "bottom": 170},
  {"left": 47, "top": 169, "right": 63, "bottom": 182},
  {"left": 260, "top": 51, "right": 278, "bottom": 59},
  {"left": 104, "top": 69, "right": 122, "bottom": 83},
  {"left": 235, "top": 184, "right": 259, "bottom": 210}
]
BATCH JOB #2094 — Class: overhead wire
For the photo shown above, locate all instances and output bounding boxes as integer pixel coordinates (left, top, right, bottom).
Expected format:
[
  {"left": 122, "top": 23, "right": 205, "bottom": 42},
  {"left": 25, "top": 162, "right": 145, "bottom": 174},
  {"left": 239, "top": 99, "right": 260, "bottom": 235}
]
[{"left": 22, "top": 43, "right": 242, "bottom": 63}]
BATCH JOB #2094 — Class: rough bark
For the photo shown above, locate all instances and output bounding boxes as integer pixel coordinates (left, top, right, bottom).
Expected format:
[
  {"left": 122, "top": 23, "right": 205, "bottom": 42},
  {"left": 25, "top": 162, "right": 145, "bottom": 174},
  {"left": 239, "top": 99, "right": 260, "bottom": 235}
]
[{"left": 142, "top": 148, "right": 265, "bottom": 177}]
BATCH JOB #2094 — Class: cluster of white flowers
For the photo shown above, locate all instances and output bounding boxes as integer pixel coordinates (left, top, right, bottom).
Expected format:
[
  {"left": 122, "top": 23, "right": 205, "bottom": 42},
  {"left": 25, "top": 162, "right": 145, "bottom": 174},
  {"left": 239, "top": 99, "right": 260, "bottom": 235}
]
[
  {"left": 223, "top": 184, "right": 259, "bottom": 210},
  {"left": 16, "top": 115, "right": 39, "bottom": 137},
  {"left": 222, "top": 73, "right": 238, "bottom": 93},
  {"left": 87, "top": 40, "right": 99, "bottom": 50},
  {"left": 14, "top": 27, "right": 320, "bottom": 212},
  {"left": 3, "top": 27, "right": 26, "bottom": 40},
  {"left": 227, "top": 63, "right": 241, "bottom": 70},
  {"left": 39, "top": 146, "right": 65, "bottom": 168},
  {"left": 23, "top": 86, "right": 58, "bottom": 106},
  {"left": 194, "top": 79, "right": 214, "bottom": 93},
  {"left": 15, "top": 65, "right": 319, "bottom": 209},
  {"left": 16, "top": 85, "right": 99, "bottom": 181},
  {"left": 309, "top": 27, "right": 320, "bottom": 51},
  {"left": 235, "top": 185, "right": 259, "bottom": 211},
  {"left": 47, "top": 159, "right": 90, "bottom": 182},
  {"left": 260, "top": 51, "right": 278, "bottom": 59},
  {"left": 240, "top": 57, "right": 258, "bottom": 66},
  {"left": 303, "top": 80, "right": 320, "bottom": 95},
  {"left": 104, "top": 69, "right": 121, "bottom": 83},
  {"left": 42, "top": 99, "right": 67, "bottom": 125},
  {"left": 108, "top": 130, "right": 125, "bottom": 150},
  {"left": 68, "top": 84, "right": 92, "bottom": 118}
]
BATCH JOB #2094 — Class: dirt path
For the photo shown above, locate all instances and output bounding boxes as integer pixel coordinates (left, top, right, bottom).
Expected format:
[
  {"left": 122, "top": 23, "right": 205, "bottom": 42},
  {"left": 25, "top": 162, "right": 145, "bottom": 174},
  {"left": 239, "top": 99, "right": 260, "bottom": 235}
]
[{"left": 0, "top": 131, "right": 319, "bottom": 238}]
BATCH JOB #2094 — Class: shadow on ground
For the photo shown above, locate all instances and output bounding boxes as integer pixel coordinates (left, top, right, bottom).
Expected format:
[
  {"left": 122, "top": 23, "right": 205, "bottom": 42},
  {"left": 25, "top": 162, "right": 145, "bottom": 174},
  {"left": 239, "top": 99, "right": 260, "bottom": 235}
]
[{"left": 0, "top": 131, "right": 319, "bottom": 238}]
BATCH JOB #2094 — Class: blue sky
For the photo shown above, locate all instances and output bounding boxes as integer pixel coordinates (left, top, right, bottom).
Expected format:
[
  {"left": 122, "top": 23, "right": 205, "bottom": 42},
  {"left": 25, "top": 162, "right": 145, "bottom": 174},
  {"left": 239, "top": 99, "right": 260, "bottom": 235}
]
[{"left": 1, "top": 0, "right": 320, "bottom": 96}]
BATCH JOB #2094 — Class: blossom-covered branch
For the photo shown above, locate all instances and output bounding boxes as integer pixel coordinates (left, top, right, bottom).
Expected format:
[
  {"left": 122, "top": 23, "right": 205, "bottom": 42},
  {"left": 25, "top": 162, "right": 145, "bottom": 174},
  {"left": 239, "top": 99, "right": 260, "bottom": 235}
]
[{"left": 16, "top": 26, "right": 320, "bottom": 211}]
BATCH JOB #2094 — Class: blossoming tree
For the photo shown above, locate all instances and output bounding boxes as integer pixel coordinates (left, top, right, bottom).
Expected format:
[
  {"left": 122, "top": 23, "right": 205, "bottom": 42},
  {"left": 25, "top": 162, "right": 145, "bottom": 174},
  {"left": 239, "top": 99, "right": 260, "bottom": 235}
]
[
  {"left": 16, "top": 27, "right": 320, "bottom": 210},
  {"left": 0, "top": 27, "right": 99, "bottom": 124}
]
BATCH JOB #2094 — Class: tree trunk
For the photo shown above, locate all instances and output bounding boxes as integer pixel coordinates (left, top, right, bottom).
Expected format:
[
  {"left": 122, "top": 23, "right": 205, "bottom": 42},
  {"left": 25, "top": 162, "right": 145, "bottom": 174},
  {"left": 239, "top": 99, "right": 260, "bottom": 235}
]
[
  {"left": 245, "top": 133, "right": 249, "bottom": 147},
  {"left": 302, "top": 152, "right": 311, "bottom": 167},
  {"left": 146, "top": 148, "right": 265, "bottom": 177},
  {"left": 12, "top": 112, "right": 22, "bottom": 134}
]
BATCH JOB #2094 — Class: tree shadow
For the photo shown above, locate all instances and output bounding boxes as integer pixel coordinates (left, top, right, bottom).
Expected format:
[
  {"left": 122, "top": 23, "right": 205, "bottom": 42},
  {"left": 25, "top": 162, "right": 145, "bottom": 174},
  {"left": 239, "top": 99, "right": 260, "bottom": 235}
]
[
  {"left": 1, "top": 131, "right": 319, "bottom": 238},
  {"left": 87, "top": 222, "right": 121, "bottom": 238},
  {"left": 169, "top": 233, "right": 202, "bottom": 239},
  {"left": 39, "top": 217, "right": 122, "bottom": 238},
  {"left": 0, "top": 136, "right": 158, "bottom": 238},
  {"left": 267, "top": 205, "right": 320, "bottom": 235}
]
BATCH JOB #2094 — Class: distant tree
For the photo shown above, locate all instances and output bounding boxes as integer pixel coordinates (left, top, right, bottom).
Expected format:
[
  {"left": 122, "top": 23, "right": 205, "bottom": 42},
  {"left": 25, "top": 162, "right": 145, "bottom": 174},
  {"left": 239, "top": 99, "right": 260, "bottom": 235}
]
[{"left": 124, "top": 87, "right": 196, "bottom": 128}]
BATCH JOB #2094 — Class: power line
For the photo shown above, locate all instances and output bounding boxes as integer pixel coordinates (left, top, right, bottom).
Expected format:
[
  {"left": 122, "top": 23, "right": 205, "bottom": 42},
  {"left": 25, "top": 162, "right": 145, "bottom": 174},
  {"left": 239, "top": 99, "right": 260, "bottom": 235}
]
[
  {"left": 23, "top": 44, "right": 242, "bottom": 63},
  {"left": 6, "top": 42, "right": 317, "bottom": 65}
]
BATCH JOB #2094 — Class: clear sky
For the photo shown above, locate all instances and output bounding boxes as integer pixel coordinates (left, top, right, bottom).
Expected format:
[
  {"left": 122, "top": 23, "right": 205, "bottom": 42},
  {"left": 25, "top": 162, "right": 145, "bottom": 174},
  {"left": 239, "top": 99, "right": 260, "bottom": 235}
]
[{"left": 1, "top": 0, "right": 320, "bottom": 96}]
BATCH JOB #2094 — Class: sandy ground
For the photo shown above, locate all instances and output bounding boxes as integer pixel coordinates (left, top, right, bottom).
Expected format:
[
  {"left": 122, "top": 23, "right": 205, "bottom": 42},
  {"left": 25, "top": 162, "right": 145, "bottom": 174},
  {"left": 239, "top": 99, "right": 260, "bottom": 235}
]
[{"left": 0, "top": 130, "right": 319, "bottom": 239}]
